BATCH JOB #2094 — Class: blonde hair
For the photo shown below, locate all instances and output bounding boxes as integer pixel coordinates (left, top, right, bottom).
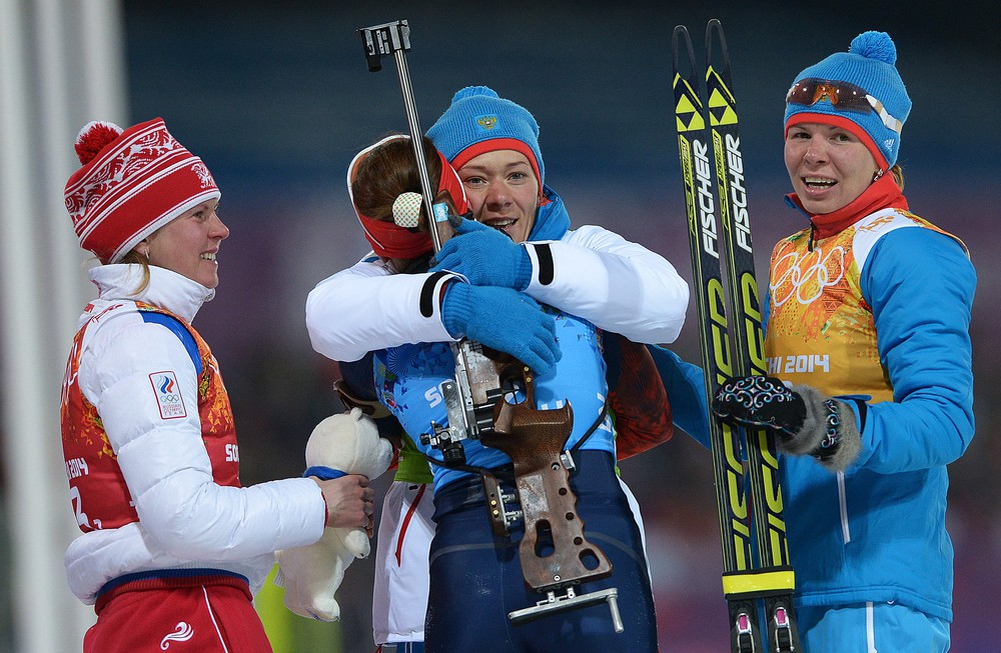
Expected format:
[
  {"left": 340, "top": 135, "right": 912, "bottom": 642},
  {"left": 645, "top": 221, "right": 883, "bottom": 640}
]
[
  {"left": 119, "top": 249, "right": 152, "bottom": 295},
  {"left": 890, "top": 164, "right": 904, "bottom": 191}
]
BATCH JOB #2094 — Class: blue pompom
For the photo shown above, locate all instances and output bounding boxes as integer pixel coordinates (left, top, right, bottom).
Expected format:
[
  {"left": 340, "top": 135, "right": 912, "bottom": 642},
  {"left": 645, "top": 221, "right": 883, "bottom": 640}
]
[
  {"left": 451, "top": 85, "right": 499, "bottom": 102},
  {"left": 849, "top": 31, "right": 896, "bottom": 65}
]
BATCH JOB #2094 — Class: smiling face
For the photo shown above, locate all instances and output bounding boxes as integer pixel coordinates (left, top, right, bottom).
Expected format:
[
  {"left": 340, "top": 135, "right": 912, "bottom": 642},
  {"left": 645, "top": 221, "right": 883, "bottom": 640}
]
[
  {"left": 144, "top": 200, "right": 229, "bottom": 288},
  {"left": 456, "top": 150, "right": 539, "bottom": 244},
  {"left": 784, "top": 122, "right": 879, "bottom": 215}
]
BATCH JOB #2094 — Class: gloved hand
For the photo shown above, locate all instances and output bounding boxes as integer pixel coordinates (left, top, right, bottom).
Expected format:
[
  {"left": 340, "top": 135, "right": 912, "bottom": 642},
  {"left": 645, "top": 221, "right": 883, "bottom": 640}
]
[
  {"left": 711, "top": 376, "right": 862, "bottom": 471},
  {"left": 442, "top": 282, "right": 560, "bottom": 376},
  {"left": 431, "top": 218, "right": 533, "bottom": 290}
]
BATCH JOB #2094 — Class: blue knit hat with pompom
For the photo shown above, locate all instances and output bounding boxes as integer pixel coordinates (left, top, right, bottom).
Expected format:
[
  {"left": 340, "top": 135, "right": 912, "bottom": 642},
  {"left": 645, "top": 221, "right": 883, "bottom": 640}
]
[
  {"left": 426, "top": 86, "right": 545, "bottom": 194},
  {"left": 784, "top": 31, "right": 911, "bottom": 169}
]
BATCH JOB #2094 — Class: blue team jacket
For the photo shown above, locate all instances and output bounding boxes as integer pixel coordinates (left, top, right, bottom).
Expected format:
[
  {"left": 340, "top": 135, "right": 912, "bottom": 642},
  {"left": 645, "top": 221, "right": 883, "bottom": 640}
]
[
  {"left": 374, "top": 308, "right": 615, "bottom": 491},
  {"left": 649, "top": 218, "right": 976, "bottom": 623}
]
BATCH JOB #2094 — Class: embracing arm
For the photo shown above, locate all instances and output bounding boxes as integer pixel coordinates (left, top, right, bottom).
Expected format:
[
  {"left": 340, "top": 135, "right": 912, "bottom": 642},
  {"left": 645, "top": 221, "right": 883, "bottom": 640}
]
[
  {"left": 521, "top": 225, "right": 688, "bottom": 344},
  {"left": 430, "top": 221, "right": 689, "bottom": 345},
  {"left": 305, "top": 256, "right": 457, "bottom": 362}
]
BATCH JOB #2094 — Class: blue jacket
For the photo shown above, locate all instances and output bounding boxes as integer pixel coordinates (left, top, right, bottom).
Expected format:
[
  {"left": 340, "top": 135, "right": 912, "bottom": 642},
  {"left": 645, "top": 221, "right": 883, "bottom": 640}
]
[
  {"left": 373, "top": 185, "right": 615, "bottom": 491},
  {"left": 374, "top": 309, "right": 614, "bottom": 491},
  {"left": 651, "top": 194, "right": 976, "bottom": 622}
]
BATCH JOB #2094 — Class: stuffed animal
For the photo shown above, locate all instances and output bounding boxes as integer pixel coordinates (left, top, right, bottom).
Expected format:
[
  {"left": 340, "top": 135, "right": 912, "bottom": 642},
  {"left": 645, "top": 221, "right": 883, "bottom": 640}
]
[{"left": 275, "top": 407, "right": 394, "bottom": 621}]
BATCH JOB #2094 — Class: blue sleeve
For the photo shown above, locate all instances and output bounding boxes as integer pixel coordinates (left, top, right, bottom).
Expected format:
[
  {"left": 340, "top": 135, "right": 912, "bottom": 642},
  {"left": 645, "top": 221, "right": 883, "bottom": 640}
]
[
  {"left": 139, "top": 311, "right": 202, "bottom": 376},
  {"left": 646, "top": 344, "right": 711, "bottom": 449},
  {"left": 856, "top": 227, "right": 976, "bottom": 473}
]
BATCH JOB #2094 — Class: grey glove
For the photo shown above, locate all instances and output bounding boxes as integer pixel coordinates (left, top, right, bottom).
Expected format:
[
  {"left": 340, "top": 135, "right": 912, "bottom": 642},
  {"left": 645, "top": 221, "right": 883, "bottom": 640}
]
[{"left": 712, "top": 376, "right": 862, "bottom": 471}]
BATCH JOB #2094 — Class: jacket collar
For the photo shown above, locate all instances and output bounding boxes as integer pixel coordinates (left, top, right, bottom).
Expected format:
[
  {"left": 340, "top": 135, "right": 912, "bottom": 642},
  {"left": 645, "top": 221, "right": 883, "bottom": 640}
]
[
  {"left": 785, "top": 173, "right": 909, "bottom": 240},
  {"left": 88, "top": 264, "right": 214, "bottom": 323},
  {"left": 529, "top": 184, "right": 572, "bottom": 241}
]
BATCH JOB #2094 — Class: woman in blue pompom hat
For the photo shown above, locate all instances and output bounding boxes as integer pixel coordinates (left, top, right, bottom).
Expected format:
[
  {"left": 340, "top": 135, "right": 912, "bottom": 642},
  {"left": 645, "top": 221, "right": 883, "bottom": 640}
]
[
  {"left": 306, "top": 87, "right": 694, "bottom": 651},
  {"left": 658, "top": 30, "right": 976, "bottom": 651}
]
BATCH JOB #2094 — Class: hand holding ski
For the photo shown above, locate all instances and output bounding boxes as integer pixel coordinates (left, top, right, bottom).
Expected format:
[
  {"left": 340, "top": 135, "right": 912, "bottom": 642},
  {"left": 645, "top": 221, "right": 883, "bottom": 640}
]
[{"left": 713, "top": 376, "right": 863, "bottom": 471}]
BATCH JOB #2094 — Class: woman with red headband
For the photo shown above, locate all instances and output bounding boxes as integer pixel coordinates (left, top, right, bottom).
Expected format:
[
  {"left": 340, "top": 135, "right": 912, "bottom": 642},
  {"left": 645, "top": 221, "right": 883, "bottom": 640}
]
[
  {"left": 60, "top": 118, "right": 375, "bottom": 652},
  {"left": 310, "top": 132, "right": 661, "bottom": 651}
]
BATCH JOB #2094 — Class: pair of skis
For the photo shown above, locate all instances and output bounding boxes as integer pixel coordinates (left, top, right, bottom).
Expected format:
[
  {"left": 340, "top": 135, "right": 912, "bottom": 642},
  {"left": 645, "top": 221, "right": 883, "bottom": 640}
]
[{"left": 672, "top": 20, "right": 802, "bottom": 652}]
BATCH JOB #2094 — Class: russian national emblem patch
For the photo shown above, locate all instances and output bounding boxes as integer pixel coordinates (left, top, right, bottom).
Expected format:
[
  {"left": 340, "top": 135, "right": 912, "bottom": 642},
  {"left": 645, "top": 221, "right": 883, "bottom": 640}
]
[
  {"left": 150, "top": 371, "right": 187, "bottom": 419},
  {"left": 476, "top": 115, "right": 497, "bottom": 131}
]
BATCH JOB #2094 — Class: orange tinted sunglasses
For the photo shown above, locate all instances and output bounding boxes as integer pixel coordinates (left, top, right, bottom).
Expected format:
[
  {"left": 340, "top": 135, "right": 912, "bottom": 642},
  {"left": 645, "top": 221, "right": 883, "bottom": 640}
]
[{"left": 786, "top": 78, "right": 902, "bottom": 134}]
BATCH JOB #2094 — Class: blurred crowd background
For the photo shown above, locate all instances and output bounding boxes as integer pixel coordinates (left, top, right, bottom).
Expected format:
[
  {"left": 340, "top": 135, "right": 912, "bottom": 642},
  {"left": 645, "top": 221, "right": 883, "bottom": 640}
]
[{"left": 1, "top": 1, "right": 998, "bottom": 651}]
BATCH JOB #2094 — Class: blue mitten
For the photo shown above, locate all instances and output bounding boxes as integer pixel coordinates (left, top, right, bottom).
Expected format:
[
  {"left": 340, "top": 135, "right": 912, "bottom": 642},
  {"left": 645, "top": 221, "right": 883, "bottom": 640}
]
[
  {"left": 441, "top": 282, "right": 560, "bottom": 375},
  {"left": 431, "top": 218, "right": 532, "bottom": 290},
  {"left": 711, "top": 376, "right": 862, "bottom": 471}
]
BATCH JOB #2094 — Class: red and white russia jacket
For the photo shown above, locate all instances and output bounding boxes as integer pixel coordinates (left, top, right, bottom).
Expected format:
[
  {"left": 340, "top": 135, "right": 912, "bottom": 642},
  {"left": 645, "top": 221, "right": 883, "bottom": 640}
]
[{"left": 60, "top": 264, "right": 325, "bottom": 604}]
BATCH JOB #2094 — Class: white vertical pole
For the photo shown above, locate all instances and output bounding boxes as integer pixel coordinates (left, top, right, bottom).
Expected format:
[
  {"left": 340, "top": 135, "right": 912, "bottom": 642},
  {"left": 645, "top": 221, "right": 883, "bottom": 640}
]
[
  {"left": 0, "top": 1, "right": 76, "bottom": 650},
  {"left": 0, "top": 0, "right": 127, "bottom": 650},
  {"left": 78, "top": 0, "right": 129, "bottom": 120}
]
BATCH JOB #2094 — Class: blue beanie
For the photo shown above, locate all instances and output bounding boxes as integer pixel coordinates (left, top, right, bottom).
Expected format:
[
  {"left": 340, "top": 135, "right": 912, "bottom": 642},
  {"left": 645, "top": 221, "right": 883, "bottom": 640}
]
[
  {"left": 784, "top": 31, "right": 911, "bottom": 168},
  {"left": 426, "top": 86, "right": 545, "bottom": 193}
]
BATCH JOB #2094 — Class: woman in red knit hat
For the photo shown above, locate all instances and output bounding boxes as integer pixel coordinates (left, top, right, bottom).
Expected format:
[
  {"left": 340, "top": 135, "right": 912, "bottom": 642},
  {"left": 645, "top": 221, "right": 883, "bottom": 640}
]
[{"left": 60, "top": 118, "right": 376, "bottom": 652}]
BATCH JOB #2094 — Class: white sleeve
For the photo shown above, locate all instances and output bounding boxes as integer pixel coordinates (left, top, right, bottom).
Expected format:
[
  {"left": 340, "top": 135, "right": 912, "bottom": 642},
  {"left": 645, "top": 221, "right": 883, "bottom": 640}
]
[
  {"left": 80, "top": 318, "right": 325, "bottom": 560},
  {"left": 523, "top": 225, "right": 690, "bottom": 344},
  {"left": 305, "top": 258, "right": 458, "bottom": 362}
]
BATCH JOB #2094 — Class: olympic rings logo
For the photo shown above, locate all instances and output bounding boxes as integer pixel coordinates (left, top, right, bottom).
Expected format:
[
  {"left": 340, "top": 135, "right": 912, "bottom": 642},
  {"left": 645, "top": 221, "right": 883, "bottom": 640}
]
[{"left": 770, "top": 246, "right": 846, "bottom": 306}]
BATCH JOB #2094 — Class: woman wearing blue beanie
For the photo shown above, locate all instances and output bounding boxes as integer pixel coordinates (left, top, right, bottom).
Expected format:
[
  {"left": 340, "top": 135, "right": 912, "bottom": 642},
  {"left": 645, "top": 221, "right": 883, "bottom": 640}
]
[
  {"left": 687, "top": 30, "right": 975, "bottom": 651},
  {"left": 306, "top": 87, "right": 693, "bottom": 651}
]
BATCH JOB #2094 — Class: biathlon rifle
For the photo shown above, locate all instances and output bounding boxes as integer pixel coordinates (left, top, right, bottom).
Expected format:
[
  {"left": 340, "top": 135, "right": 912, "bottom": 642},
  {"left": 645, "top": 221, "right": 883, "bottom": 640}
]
[{"left": 356, "top": 20, "right": 623, "bottom": 631}]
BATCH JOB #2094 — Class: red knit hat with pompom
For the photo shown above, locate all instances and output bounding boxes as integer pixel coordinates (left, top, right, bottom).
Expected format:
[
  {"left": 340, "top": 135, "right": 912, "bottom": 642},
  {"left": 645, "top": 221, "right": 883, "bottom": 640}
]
[{"left": 64, "top": 117, "right": 221, "bottom": 264}]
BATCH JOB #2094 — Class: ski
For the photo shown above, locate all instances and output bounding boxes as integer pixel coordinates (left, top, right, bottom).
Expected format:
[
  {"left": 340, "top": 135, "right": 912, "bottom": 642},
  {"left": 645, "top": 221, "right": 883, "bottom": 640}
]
[{"left": 672, "top": 19, "right": 802, "bottom": 652}]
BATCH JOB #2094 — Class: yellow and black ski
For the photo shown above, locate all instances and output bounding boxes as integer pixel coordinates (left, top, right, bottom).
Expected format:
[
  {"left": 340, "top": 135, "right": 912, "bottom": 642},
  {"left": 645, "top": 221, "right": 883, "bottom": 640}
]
[{"left": 672, "top": 19, "right": 802, "bottom": 653}]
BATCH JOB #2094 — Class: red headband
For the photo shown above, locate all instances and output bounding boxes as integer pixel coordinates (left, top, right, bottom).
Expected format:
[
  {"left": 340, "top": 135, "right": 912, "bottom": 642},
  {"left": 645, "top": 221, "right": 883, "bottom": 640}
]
[
  {"left": 785, "top": 112, "right": 889, "bottom": 171},
  {"left": 349, "top": 138, "right": 469, "bottom": 259}
]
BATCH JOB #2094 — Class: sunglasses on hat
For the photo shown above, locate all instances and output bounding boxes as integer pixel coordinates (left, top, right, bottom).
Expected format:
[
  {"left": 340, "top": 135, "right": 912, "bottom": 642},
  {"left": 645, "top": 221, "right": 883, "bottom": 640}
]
[{"left": 786, "top": 78, "right": 903, "bottom": 134}]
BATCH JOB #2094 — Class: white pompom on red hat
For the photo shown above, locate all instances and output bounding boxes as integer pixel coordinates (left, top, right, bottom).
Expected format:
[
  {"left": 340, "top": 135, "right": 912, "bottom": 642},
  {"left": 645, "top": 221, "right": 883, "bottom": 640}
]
[{"left": 64, "top": 117, "right": 221, "bottom": 264}]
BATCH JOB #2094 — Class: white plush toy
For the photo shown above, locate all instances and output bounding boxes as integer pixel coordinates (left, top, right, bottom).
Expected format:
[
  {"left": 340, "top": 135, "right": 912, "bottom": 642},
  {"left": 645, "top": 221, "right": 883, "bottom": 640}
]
[{"left": 275, "top": 407, "right": 394, "bottom": 621}]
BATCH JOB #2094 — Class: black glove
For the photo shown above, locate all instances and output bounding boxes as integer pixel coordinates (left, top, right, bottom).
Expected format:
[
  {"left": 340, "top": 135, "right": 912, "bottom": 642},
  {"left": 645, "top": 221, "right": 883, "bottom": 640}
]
[{"left": 711, "top": 376, "right": 861, "bottom": 471}]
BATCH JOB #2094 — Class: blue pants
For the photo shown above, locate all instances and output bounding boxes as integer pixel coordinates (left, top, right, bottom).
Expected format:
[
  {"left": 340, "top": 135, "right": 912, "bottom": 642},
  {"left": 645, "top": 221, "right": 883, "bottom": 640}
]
[
  {"left": 424, "top": 450, "right": 658, "bottom": 652},
  {"left": 796, "top": 602, "right": 950, "bottom": 652}
]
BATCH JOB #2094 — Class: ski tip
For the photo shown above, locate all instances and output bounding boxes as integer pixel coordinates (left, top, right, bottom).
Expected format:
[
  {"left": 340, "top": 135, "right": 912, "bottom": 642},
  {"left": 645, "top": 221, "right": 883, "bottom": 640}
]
[
  {"left": 672, "top": 24, "right": 690, "bottom": 49},
  {"left": 706, "top": 18, "right": 731, "bottom": 69},
  {"left": 672, "top": 24, "right": 696, "bottom": 68},
  {"left": 706, "top": 18, "right": 725, "bottom": 43}
]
